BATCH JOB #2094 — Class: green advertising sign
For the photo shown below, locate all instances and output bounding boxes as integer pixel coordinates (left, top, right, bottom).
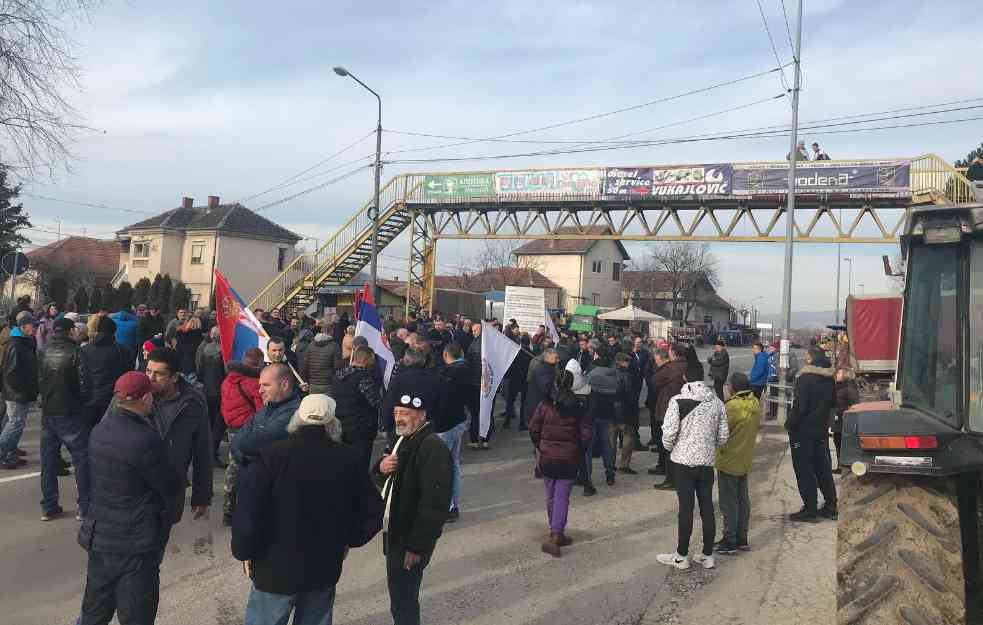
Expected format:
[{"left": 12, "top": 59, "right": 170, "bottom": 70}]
[{"left": 423, "top": 174, "right": 494, "bottom": 198}]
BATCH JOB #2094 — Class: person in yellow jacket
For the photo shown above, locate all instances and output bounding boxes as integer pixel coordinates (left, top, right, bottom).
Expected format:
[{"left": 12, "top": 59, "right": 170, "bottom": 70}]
[{"left": 714, "top": 372, "right": 761, "bottom": 554}]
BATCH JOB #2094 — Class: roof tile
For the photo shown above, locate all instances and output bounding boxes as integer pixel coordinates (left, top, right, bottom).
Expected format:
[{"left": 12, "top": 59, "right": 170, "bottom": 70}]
[{"left": 119, "top": 203, "right": 300, "bottom": 241}]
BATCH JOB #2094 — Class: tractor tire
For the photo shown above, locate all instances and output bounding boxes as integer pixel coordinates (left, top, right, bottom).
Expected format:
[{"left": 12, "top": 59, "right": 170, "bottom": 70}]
[{"left": 838, "top": 472, "right": 965, "bottom": 625}]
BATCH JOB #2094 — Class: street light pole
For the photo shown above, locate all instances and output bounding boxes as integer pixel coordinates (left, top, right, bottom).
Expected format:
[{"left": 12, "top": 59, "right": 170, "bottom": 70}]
[
  {"left": 334, "top": 66, "right": 382, "bottom": 306},
  {"left": 844, "top": 258, "right": 853, "bottom": 296},
  {"left": 777, "top": 0, "right": 804, "bottom": 423}
]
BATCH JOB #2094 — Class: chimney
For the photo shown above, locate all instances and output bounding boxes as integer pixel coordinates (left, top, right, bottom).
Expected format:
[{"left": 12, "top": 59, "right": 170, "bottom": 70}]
[
  {"left": 208, "top": 195, "right": 220, "bottom": 209},
  {"left": 181, "top": 197, "right": 194, "bottom": 209}
]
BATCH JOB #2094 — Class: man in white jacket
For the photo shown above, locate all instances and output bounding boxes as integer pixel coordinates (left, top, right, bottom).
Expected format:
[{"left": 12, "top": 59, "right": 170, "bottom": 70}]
[{"left": 656, "top": 362, "right": 729, "bottom": 571}]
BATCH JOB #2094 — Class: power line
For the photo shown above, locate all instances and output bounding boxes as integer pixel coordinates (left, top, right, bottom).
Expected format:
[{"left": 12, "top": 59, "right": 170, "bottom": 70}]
[
  {"left": 254, "top": 165, "right": 372, "bottom": 213},
  {"left": 779, "top": 0, "right": 796, "bottom": 53},
  {"left": 20, "top": 193, "right": 151, "bottom": 215},
  {"left": 382, "top": 64, "right": 791, "bottom": 156},
  {"left": 239, "top": 130, "right": 377, "bottom": 203},
  {"left": 754, "top": 0, "right": 792, "bottom": 103}
]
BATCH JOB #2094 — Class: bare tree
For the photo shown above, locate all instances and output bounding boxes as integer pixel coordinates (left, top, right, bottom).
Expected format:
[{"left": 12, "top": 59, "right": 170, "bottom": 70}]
[
  {"left": 454, "top": 240, "right": 541, "bottom": 280},
  {"left": 23, "top": 254, "right": 99, "bottom": 306},
  {"left": 0, "top": 0, "right": 97, "bottom": 177},
  {"left": 642, "top": 241, "right": 720, "bottom": 323}
]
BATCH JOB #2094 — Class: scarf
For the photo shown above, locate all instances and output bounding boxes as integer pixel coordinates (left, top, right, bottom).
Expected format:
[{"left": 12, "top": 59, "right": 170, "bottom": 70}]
[{"left": 381, "top": 420, "right": 429, "bottom": 532}]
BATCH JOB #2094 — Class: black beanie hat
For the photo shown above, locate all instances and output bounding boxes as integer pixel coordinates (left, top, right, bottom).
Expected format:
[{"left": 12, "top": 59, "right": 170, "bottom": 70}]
[{"left": 97, "top": 315, "right": 117, "bottom": 335}]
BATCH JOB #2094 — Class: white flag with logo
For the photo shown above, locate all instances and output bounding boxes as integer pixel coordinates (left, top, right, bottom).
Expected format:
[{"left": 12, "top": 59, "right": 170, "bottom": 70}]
[
  {"left": 544, "top": 307, "right": 560, "bottom": 344},
  {"left": 479, "top": 321, "right": 520, "bottom": 438}
]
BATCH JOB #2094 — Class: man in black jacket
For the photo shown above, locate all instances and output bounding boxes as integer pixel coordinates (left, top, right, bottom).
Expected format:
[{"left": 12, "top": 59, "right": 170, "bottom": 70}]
[
  {"left": 333, "top": 345, "right": 383, "bottom": 470},
  {"left": 438, "top": 343, "right": 470, "bottom": 521},
  {"left": 382, "top": 348, "right": 442, "bottom": 447},
  {"left": 707, "top": 341, "right": 730, "bottom": 401},
  {"left": 196, "top": 326, "right": 226, "bottom": 465},
  {"left": 146, "top": 347, "right": 212, "bottom": 524},
  {"left": 786, "top": 347, "right": 837, "bottom": 522},
  {"left": 299, "top": 332, "right": 339, "bottom": 396},
  {"left": 77, "top": 372, "right": 182, "bottom": 625},
  {"left": 232, "top": 394, "right": 383, "bottom": 625},
  {"left": 0, "top": 311, "right": 39, "bottom": 469},
  {"left": 464, "top": 322, "right": 486, "bottom": 448},
  {"left": 137, "top": 303, "right": 165, "bottom": 347},
  {"left": 503, "top": 336, "right": 532, "bottom": 430},
  {"left": 38, "top": 318, "right": 91, "bottom": 519},
  {"left": 375, "top": 392, "right": 452, "bottom": 625},
  {"left": 79, "top": 315, "right": 133, "bottom": 428}
]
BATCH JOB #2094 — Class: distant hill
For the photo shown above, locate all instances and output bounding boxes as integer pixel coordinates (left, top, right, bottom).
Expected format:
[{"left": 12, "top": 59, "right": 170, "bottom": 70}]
[{"left": 756, "top": 310, "right": 841, "bottom": 329}]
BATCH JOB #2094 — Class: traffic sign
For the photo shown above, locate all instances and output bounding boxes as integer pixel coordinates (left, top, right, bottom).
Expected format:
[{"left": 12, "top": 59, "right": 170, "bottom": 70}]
[
  {"left": 1, "top": 252, "right": 29, "bottom": 276},
  {"left": 423, "top": 174, "right": 494, "bottom": 199}
]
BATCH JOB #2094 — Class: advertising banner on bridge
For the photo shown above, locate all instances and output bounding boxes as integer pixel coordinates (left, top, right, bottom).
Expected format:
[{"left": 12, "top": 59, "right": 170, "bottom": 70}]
[
  {"left": 731, "top": 160, "right": 911, "bottom": 196},
  {"left": 602, "top": 164, "right": 733, "bottom": 197},
  {"left": 423, "top": 173, "right": 495, "bottom": 199},
  {"left": 494, "top": 169, "right": 603, "bottom": 196}
]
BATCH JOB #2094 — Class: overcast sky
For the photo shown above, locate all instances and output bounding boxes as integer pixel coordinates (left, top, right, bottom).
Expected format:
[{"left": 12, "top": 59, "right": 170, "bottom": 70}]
[{"left": 14, "top": 0, "right": 983, "bottom": 315}]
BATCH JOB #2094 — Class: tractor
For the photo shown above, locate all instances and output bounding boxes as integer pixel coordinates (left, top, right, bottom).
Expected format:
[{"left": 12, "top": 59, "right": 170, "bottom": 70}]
[{"left": 838, "top": 203, "right": 983, "bottom": 624}]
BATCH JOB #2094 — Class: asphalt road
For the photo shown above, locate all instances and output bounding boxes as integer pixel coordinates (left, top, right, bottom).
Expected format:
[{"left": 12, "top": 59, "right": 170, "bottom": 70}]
[{"left": 0, "top": 346, "right": 826, "bottom": 625}]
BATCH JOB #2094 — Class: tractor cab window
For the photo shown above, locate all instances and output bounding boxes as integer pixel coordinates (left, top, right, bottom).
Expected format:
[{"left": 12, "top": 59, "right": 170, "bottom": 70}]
[
  {"left": 899, "top": 243, "right": 959, "bottom": 426},
  {"left": 968, "top": 241, "right": 983, "bottom": 430}
]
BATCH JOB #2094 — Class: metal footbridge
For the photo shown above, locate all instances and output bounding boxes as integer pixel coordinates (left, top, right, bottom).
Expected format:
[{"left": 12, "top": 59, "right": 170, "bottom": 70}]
[{"left": 249, "top": 153, "right": 976, "bottom": 316}]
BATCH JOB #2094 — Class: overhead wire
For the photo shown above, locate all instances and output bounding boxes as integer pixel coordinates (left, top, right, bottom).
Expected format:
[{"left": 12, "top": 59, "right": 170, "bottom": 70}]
[
  {"left": 20, "top": 193, "right": 151, "bottom": 215},
  {"left": 381, "top": 64, "right": 792, "bottom": 156},
  {"left": 754, "top": 0, "right": 792, "bottom": 104},
  {"left": 253, "top": 165, "right": 372, "bottom": 213},
  {"left": 779, "top": 0, "right": 796, "bottom": 53}
]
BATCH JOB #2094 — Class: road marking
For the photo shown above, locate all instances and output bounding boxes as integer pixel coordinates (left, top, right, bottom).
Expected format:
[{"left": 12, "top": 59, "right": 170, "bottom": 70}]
[{"left": 0, "top": 471, "right": 41, "bottom": 485}]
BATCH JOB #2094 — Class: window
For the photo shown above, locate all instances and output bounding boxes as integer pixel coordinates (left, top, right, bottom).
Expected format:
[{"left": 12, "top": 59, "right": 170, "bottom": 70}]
[
  {"left": 132, "top": 242, "right": 150, "bottom": 258},
  {"left": 190, "top": 243, "right": 205, "bottom": 265},
  {"left": 900, "top": 243, "right": 959, "bottom": 426},
  {"left": 592, "top": 293, "right": 599, "bottom": 305},
  {"left": 277, "top": 247, "right": 288, "bottom": 272},
  {"left": 672, "top": 307, "right": 684, "bottom": 320},
  {"left": 612, "top": 262, "right": 621, "bottom": 281},
  {"left": 190, "top": 293, "right": 201, "bottom": 311},
  {"left": 591, "top": 260, "right": 602, "bottom": 273}
]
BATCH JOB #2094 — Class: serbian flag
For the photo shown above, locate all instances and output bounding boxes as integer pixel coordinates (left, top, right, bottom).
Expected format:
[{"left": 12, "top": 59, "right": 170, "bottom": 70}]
[
  {"left": 213, "top": 269, "right": 269, "bottom": 363},
  {"left": 354, "top": 300, "right": 395, "bottom": 388}
]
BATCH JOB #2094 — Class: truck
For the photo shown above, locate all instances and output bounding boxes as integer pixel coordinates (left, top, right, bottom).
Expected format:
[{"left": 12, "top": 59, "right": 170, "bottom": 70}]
[
  {"left": 838, "top": 204, "right": 983, "bottom": 625},
  {"left": 845, "top": 294, "right": 903, "bottom": 400}
]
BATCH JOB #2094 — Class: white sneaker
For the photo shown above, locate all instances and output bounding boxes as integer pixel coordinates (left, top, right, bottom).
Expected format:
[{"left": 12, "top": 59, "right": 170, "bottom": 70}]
[
  {"left": 692, "top": 553, "right": 715, "bottom": 569},
  {"left": 656, "top": 552, "right": 690, "bottom": 570}
]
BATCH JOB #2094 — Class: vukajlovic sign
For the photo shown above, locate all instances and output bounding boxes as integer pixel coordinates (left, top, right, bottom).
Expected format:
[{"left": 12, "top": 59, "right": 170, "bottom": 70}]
[
  {"left": 732, "top": 160, "right": 911, "bottom": 196},
  {"left": 603, "top": 164, "right": 733, "bottom": 197}
]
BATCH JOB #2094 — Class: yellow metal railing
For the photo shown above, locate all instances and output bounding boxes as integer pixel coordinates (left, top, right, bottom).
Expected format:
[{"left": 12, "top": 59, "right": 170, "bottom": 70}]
[
  {"left": 248, "top": 174, "right": 424, "bottom": 311},
  {"left": 909, "top": 153, "right": 977, "bottom": 205}
]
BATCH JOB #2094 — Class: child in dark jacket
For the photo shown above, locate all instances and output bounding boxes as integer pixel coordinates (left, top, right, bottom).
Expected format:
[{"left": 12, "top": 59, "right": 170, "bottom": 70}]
[{"left": 529, "top": 370, "right": 592, "bottom": 558}]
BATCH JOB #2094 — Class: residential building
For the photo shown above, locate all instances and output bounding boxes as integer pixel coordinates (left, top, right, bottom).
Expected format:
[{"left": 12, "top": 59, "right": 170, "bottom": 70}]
[
  {"left": 621, "top": 270, "right": 736, "bottom": 333},
  {"left": 116, "top": 196, "right": 301, "bottom": 309},
  {"left": 510, "top": 226, "right": 629, "bottom": 312},
  {"left": 438, "top": 268, "right": 564, "bottom": 309},
  {"left": 5, "top": 237, "right": 121, "bottom": 305}
]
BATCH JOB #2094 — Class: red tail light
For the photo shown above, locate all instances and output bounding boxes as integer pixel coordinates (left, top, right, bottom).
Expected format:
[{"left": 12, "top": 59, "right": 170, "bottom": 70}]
[{"left": 859, "top": 435, "right": 939, "bottom": 450}]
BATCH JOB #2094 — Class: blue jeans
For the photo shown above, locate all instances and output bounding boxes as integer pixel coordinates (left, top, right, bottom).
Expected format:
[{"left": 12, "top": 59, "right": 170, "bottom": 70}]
[
  {"left": 0, "top": 401, "right": 30, "bottom": 462},
  {"left": 584, "top": 418, "right": 615, "bottom": 483},
  {"left": 41, "top": 415, "right": 91, "bottom": 515},
  {"left": 244, "top": 584, "right": 336, "bottom": 625},
  {"left": 437, "top": 420, "right": 467, "bottom": 511}
]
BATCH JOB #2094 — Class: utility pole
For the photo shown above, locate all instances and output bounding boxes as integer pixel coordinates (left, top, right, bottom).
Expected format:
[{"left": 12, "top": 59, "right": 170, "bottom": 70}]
[{"left": 778, "top": 0, "right": 804, "bottom": 422}]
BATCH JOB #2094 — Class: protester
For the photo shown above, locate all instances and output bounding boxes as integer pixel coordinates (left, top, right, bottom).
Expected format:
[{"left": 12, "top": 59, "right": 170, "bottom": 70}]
[
  {"left": 196, "top": 326, "right": 227, "bottom": 465},
  {"left": 231, "top": 363, "right": 303, "bottom": 466},
  {"left": 657, "top": 362, "right": 729, "bottom": 571},
  {"left": 37, "top": 318, "right": 90, "bottom": 520},
  {"left": 266, "top": 336, "right": 299, "bottom": 372},
  {"left": 137, "top": 303, "right": 165, "bottom": 346},
  {"left": 0, "top": 311, "right": 39, "bottom": 469},
  {"left": 232, "top": 394, "right": 384, "bottom": 625},
  {"left": 714, "top": 372, "right": 760, "bottom": 554},
  {"left": 77, "top": 372, "right": 182, "bottom": 625},
  {"left": 333, "top": 345, "right": 383, "bottom": 469},
  {"left": 220, "top": 348, "right": 265, "bottom": 527},
  {"left": 613, "top": 352, "right": 639, "bottom": 475},
  {"left": 374, "top": 392, "right": 453, "bottom": 625},
  {"left": 786, "top": 347, "right": 837, "bottom": 522},
  {"left": 164, "top": 308, "right": 189, "bottom": 344},
  {"left": 525, "top": 347, "right": 559, "bottom": 431},
  {"left": 627, "top": 337, "right": 650, "bottom": 450},
  {"left": 465, "top": 322, "right": 487, "bottom": 449},
  {"left": 832, "top": 368, "right": 859, "bottom": 470},
  {"left": 172, "top": 314, "right": 205, "bottom": 377},
  {"left": 649, "top": 345, "right": 686, "bottom": 487},
  {"left": 529, "top": 370, "right": 592, "bottom": 557},
  {"left": 35, "top": 302, "right": 60, "bottom": 350},
  {"left": 707, "top": 340, "right": 730, "bottom": 401},
  {"left": 300, "top": 332, "right": 339, "bottom": 395},
  {"left": 438, "top": 343, "right": 470, "bottom": 521},
  {"left": 503, "top": 335, "right": 532, "bottom": 430},
  {"left": 146, "top": 347, "right": 212, "bottom": 524},
  {"left": 748, "top": 342, "right": 769, "bottom": 399},
  {"left": 111, "top": 305, "right": 139, "bottom": 354},
  {"left": 584, "top": 352, "right": 617, "bottom": 493}
]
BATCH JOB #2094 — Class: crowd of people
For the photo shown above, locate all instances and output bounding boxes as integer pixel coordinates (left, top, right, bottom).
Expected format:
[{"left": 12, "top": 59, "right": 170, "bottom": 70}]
[{"left": 0, "top": 294, "right": 853, "bottom": 625}]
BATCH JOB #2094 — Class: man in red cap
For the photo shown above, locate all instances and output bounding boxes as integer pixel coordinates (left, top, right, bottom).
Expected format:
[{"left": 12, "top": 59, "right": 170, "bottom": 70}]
[{"left": 76, "top": 371, "right": 182, "bottom": 625}]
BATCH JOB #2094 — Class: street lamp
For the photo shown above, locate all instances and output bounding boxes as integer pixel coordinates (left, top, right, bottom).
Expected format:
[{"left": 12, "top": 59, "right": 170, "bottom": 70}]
[
  {"left": 843, "top": 258, "right": 853, "bottom": 297},
  {"left": 858, "top": 283, "right": 865, "bottom": 296},
  {"left": 334, "top": 65, "right": 383, "bottom": 305},
  {"left": 750, "top": 295, "right": 764, "bottom": 329}
]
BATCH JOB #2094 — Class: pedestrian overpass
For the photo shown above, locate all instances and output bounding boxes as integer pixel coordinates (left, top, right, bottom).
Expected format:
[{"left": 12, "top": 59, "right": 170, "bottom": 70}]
[{"left": 249, "top": 153, "right": 976, "bottom": 316}]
